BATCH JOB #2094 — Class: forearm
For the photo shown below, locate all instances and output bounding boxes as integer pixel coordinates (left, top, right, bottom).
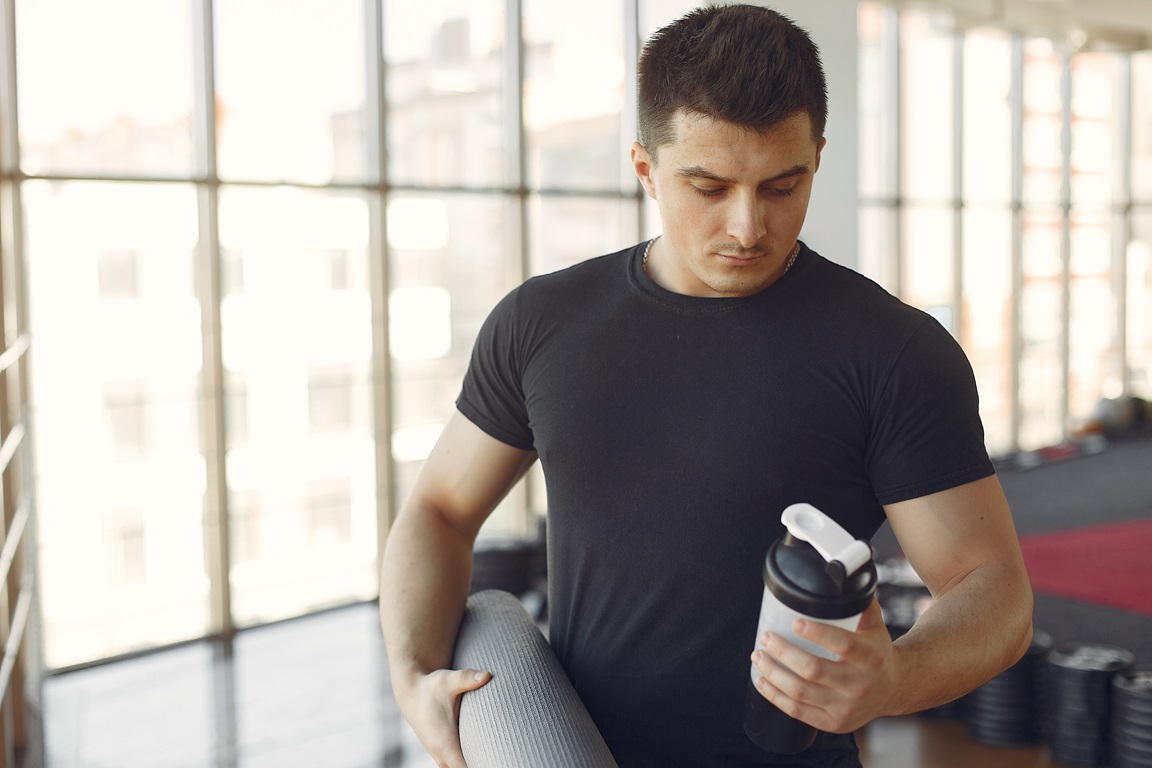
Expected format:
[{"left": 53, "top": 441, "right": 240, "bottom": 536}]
[
  {"left": 886, "top": 561, "right": 1033, "bottom": 715},
  {"left": 379, "top": 502, "right": 477, "bottom": 698}
]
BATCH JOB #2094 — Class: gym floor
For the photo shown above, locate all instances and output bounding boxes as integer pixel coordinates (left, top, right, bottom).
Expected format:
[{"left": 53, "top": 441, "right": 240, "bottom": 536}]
[
  {"left": 40, "top": 436, "right": 1152, "bottom": 767},
  {"left": 39, "top": 599, "right": 1117, "bottom": 768}
]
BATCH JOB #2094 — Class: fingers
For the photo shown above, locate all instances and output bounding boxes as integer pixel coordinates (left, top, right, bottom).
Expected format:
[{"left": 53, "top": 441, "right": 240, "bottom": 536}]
[
  {"left": 757, "top": 633, "right": 829, "bottom": 684},
  {"left": 444, "top": 668, "right": 492, "bottom": 723},
  {"left": 450, "top": 667, "right": 493, "bottom": 695},
  {"left": 791, "top": 618, "right": 858, "bottom": 658},
  {"left": 402, "top": 668, "right": 493, "bottom": 768},
  {"left": 751, "top": 649, "right": 830, "bottom": 729},
  {"left": 786, "top": 600, "right": 889, "bottom": 659},
  {"left": 751, "top": 641, "right": 866, "bottom": 733},
  {"left": 750, "top": 609, "right": 899, "bottom": 733},
  {"left": 853, "top": 598, "right": 887, "bottom": 632}
]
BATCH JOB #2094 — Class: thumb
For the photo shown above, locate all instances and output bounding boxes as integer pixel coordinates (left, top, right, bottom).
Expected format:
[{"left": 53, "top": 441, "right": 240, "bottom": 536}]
[
  {"left": 452, "top": 668, "right": 492, "bottom": 695},
  {"left": 856, "top": 597, "right": 887, "bottom": 632}
]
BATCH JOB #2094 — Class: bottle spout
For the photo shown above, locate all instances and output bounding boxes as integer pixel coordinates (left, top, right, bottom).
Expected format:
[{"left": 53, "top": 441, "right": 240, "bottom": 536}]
[{"left": 781, "top": 503, "right": 872, "bottom": 576}]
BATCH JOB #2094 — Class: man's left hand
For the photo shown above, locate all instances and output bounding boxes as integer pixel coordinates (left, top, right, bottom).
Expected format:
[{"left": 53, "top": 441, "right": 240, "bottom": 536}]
[{"left": 749, "top": 598, "right": 899, "bottom": 734}]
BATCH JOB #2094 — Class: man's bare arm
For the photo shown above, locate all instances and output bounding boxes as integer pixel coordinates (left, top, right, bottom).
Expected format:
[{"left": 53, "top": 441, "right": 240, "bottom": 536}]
[
  {"left": 881, "top": 473, "right": 1034, "bottom": 712},
  {"left": 379, "top": 410, "right": 537, "bottom": 766},
  {"left": 751, "top": 474, "right": 1033, "bottom": 731}
]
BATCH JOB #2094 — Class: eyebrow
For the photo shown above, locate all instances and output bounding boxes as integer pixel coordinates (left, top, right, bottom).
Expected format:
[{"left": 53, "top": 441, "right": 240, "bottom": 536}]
[{"left": 675, "top": 163, "right": 811, "bottom": 184}]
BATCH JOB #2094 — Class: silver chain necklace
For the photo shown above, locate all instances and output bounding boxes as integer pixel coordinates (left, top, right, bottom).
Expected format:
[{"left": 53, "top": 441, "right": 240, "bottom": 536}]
[{"left": 642, "top": 238, "right": 801, "bottom": 278}]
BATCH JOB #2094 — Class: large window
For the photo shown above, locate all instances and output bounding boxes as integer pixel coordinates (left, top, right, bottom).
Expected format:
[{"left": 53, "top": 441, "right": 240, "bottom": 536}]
[
  {"left": 6, "top": 0, "right": 661, "bottom": 671},
  {"left": 14, "top": 0, "right": 1152, "bottom": 675},
  {"left": 859, "top": 2, "right": 1151, "bottom": 454}
]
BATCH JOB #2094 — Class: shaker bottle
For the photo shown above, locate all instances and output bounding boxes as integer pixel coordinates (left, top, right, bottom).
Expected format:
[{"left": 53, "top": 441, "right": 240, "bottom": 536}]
[{"left": 744, "top": 503, "right": 878, "bottom": 754}]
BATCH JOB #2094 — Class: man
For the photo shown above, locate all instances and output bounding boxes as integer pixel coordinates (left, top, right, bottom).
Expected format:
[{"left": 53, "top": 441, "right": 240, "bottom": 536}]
[{"left": 380, "top": 5, "right": 1033, "bottom": 767}]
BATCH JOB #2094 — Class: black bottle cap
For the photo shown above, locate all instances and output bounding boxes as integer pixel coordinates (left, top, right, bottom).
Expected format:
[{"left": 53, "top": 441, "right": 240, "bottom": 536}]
[{"left": 764, "top": 536, "right": 878, "bottom": 620}]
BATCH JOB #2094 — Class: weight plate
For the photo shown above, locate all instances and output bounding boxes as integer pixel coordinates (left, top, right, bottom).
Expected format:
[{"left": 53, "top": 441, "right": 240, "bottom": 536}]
[
  {"left": 1048, "top": 643, "right": 1136, "bottom": 674},
  {"left": 1114, "top": 703, "right": 1152, "bottom": 729},
  {"left": 1116, "top": 669, "right": 1152, "bottom": 697},
  {"left": 1048, "top": 742, "right": 1110, "bottom": 767}
]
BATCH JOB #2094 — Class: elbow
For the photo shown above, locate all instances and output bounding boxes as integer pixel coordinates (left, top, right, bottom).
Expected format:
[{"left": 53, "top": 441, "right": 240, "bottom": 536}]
[
  {"left": 1006, "top": 580, "right": 1035, "bottom": 668},
  {"left": 1012, "top": 613, "right": 1034, "bottom": 667}
]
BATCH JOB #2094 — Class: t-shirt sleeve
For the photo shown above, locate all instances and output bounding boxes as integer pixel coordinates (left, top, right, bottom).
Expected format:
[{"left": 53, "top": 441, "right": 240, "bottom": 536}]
[
  {"left": 455, "top": 288, "right": 536, "bottom": 451},
  {"left": 867, "top": 317, "right": 995, "bottom": 505}
]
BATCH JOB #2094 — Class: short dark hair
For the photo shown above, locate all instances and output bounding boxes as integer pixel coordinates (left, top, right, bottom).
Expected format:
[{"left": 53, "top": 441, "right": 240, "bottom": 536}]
[{"left": 637, "top": 4, "right": 828, "bottom": 158}]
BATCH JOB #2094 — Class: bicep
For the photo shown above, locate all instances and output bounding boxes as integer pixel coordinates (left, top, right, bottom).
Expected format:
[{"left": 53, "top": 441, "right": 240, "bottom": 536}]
[
  {"left": 402, "top": 409, "right": 538, "bottom": 540},
  {"left": 884, "top": 474, "right": 1027, "bottom": 598}
]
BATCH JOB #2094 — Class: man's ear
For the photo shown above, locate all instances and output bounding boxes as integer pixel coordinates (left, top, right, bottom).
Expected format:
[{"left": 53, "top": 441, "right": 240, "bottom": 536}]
[
  {"left": 814, "top": 137, "right": 827, "bottom": 173},
  {"left": 631, "top": 142, "right": 657, "bottom": 198}
]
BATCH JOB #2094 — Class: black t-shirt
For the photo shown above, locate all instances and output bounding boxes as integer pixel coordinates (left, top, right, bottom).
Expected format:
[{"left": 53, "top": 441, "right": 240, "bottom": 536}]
[{"left": 457, "top": 242, "right": 994, "bottom": 767}]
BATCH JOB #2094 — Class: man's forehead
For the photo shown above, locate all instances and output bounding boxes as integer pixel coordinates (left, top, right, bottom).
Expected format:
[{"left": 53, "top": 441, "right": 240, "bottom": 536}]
[
  {"left": 655, "top": 110, "right": 818, "bottom": 174},
  {"left": 669, "top": 109, "right": 814, "bottom": 144}
]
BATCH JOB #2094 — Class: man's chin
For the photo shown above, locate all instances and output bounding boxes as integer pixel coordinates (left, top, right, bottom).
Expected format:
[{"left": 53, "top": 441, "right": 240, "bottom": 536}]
[{"left": 699, "top": 272, "right": 770, "bottom": 298}]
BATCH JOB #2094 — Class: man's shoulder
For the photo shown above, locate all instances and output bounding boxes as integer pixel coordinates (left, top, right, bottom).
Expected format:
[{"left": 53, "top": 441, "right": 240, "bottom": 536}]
[
  {"left": 481, "top": 244, "right": 639, "bottom": 332},
  {"left": 802, "top": 251, "right": 926, "bottom": 321},
  {"left": 520, "top": 245, "right": 636, "bottom": 292}
]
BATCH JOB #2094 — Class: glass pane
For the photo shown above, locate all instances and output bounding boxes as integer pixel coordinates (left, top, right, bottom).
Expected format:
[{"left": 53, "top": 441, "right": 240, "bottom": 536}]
[
  {"left": 523, "top": 0, "right": 627, "bottom": 191},
  {"left": 900, "top": 12, "right": 954, "bottom": 202},
  {"left": 858, "top": 2, "right": 887, "bottom": 201},
  {"left": 1130, "top": 210, "right": 1152, "bottom": 397},
  {"left": 962, "top": 207, "right": 1013, "bottom": 454},
  {"left": 963, "top": 30, "right": 1011, "bottom": 205},
  {"left": 215, "top": 0, "right": 366, "bottom": 184},
  {"left": 384, "top": 0, "right": 509, "bottom": 188},
  {"left": 218, "top": 187, "right": 377, "bottom": 626},
  {"left": 529, "top": 196, "right": 638, "bottom": 276},
  {"left": 901, "top": 205, "right": 954, "bottom": 332},
  {"left": 1134, "top": 53, "right": 1152, "bottom": 203},
  {"left": 1022, "top": 39, "right": 1064, "bottom": 207},
  {"left": 1068, "top": 214, "right": 1115, "bottom": 428},
  {"left": 1070, "top": 54, "right": 1117, "bottom": 209},
  {"left": 16, "top": 0, "right": 195, "bottom": 177},
  {"left": 24, "top": 181, "right": 205, "bottom": 668},
  {"left": 387, "top": 193, "right": 525, "bottom": 534},
  {"left": 641, "top": 0, "right": 698, "bottom": 37},
  {"left": 1019, "top": 209, "right": 1064, "bottom": 449},
  {"left": 858, "top": 205, "right": 898, "bottom": 293}
]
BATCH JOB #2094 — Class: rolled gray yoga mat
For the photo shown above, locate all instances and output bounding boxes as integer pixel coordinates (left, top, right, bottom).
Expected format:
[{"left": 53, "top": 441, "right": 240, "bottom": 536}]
[{"left": 452, "top": 589, "right": 619, "bottom": 768}]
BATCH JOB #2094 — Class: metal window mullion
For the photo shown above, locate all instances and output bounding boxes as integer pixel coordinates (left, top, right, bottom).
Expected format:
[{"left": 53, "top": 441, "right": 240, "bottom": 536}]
[
  {"left": 0, "top": 0, "right": 36, "bottom": 757},
  {"left": 192, "top": 0, "right": 232, "bottom": 643},
  {"left": 508, "top": 0, "right": 528, "bottom": 287},
  {"left": 508, "top": 0, "right": 534, "bottom": 531},
  {"left": 365, "top": 0, "right": 396, "bottom": 564},
  {"left": 625, "top": 0, "right": 644, "bottom": 235},
  {"left": 952, "top": 31, "right": 964, "bottom": 342},
  {"left": 884, "top": 5, "right": 902, "bottom": 295},
  {"left": 0, "top": 0, "right": 17, "bottom": 751},
  {"left": 1009, "top": 34, "right": 1025, "bottom": 451},
  {"left": 1059, "top": 51, "right": 1073, "bottom": 437},
  {"left": 0, "top": 0, "right": 18, "bottom": 174},
  {"left": 1115, "top": 54, "right": 1132, "bottom": 396}
]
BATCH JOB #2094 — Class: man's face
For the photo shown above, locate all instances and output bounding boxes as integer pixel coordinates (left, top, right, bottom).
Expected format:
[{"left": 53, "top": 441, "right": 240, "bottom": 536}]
[{"left": 632, "top": 110, "right": 825, "bottom": 298}]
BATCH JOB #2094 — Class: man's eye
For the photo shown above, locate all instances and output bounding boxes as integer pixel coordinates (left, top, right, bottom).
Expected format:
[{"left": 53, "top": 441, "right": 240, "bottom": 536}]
[
  {"left": 771, "top": 187, "right": 797, "bottom": 197},
  {"left": 693, "top": 187, "right": 724, "bottom": 198}
]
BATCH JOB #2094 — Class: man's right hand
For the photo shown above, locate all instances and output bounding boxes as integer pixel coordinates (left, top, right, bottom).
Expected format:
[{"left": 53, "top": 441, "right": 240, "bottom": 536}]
[
  {"left": 401, "top": 667, "right": 493, "bottom": 768},
  {"left": 380, "top": 413, "right": 534, "bottom": 766}
]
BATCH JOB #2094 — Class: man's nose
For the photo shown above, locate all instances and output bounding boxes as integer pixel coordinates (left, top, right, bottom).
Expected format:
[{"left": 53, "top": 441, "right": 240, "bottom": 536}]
[{"left": 725, "top": 192, "right": 766, "bottom": 249}]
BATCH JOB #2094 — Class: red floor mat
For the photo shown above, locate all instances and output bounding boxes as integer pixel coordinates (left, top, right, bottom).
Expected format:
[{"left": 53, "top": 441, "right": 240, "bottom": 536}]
[{"left": 1018, "top": 518, "right": 1152, "bottom": 617}]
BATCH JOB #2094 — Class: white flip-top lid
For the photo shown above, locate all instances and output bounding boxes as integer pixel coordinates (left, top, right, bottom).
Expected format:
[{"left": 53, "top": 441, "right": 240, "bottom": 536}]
[{"left": 780, "top": 503, "right": 872, "bottom": 576}]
